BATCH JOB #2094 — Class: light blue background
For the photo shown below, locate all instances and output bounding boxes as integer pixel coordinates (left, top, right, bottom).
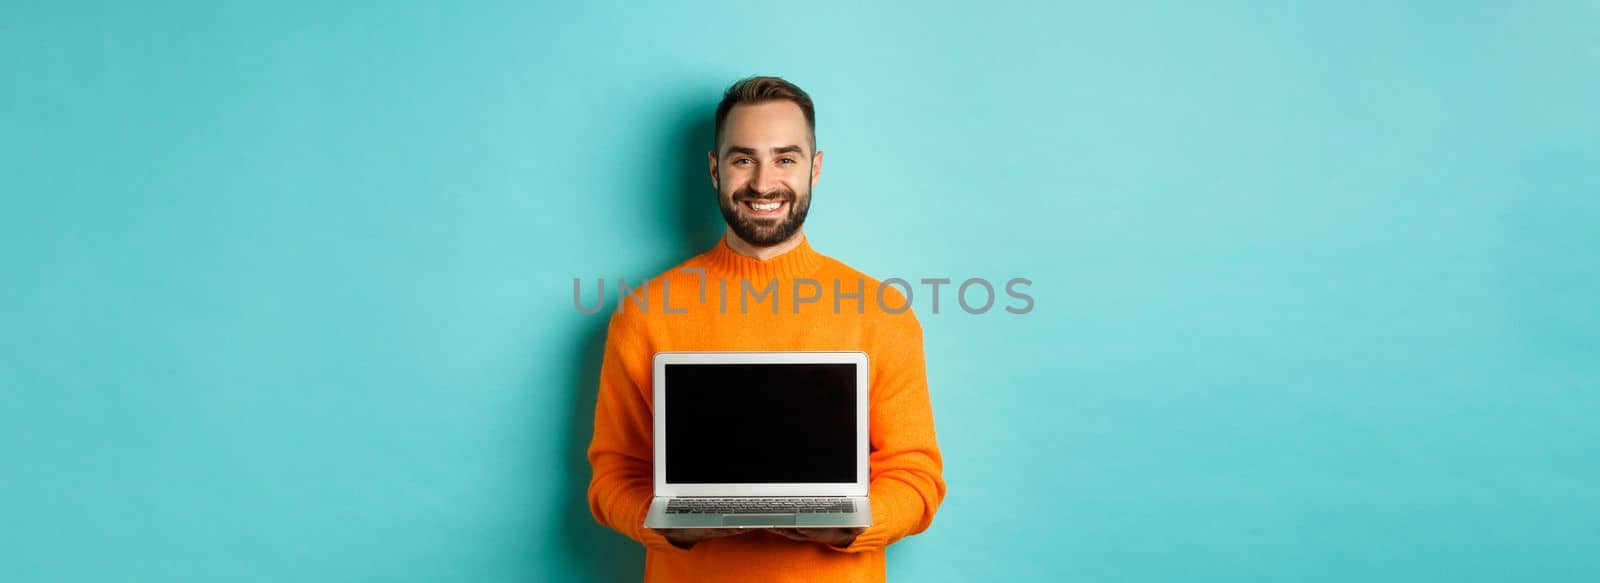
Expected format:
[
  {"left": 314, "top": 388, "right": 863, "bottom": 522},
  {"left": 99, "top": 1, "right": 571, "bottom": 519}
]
[{"left": 3, "top": 1, "right": 1597, "bottom": 581}]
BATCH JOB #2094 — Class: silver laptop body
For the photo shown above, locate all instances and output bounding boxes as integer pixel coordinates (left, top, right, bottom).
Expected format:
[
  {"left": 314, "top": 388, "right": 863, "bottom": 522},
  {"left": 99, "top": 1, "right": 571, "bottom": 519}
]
[{"left": 643, "top": 351, "right": 872, "bottom": 529}]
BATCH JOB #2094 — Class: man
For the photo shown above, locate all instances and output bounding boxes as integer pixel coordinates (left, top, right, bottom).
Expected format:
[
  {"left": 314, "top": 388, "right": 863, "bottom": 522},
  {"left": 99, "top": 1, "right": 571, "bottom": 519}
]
[{"left": 586, "top": 75, "right": 946, "bottom": 582}]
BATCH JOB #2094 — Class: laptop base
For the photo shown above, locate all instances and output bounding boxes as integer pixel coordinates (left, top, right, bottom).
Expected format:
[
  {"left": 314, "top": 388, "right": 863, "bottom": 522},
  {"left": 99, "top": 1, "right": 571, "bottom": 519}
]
[{"left": 644, "top": 497, "right": 871, "bottom": 529}]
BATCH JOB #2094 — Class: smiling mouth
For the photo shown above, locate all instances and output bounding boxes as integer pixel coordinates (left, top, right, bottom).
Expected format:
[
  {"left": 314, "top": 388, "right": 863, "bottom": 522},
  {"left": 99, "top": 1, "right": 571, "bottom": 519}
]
[{"left": 739, "top": 198, "right": 788, "bottom": 218}]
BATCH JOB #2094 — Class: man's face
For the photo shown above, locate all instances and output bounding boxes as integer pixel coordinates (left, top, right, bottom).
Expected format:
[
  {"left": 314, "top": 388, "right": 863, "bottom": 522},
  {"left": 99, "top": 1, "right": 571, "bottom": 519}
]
[{"left": 709, "top": 101, "right": 823, "bottom": 247}]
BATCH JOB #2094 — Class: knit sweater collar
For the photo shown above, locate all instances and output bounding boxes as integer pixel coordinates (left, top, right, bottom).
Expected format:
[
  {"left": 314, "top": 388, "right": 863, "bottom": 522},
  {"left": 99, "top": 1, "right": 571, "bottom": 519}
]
[{"left": 702, "top": 233, "right": 825, "bottom": 281}]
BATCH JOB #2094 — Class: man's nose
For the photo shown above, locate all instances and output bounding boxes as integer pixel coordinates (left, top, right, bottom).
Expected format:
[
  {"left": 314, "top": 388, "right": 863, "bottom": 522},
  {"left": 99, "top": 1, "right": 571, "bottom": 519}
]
[{"left": 752, "top": 164, "right": 781, "bottom": 196}]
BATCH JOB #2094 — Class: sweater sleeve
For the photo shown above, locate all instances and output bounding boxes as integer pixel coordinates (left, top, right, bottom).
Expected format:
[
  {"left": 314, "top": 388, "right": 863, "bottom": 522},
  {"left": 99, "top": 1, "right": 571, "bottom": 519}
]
[
  {"left": 586, "top": 311, "right": 680, "bottom": 553},
  {"left": 837, "top": 311, "right": 947, "bottom": 553}
]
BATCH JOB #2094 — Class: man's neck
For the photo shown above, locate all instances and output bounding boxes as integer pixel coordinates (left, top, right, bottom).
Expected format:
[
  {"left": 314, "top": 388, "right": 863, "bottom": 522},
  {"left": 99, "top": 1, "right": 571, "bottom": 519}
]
[{"left": 725, "top": 228, "right": 804, "bottom": 261}]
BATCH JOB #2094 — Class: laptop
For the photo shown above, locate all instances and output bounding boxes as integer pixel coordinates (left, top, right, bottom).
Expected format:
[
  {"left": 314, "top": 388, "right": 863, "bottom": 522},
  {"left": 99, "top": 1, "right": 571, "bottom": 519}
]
[{"left": 643, "top": 351, "right": 873, "bottom": 529}]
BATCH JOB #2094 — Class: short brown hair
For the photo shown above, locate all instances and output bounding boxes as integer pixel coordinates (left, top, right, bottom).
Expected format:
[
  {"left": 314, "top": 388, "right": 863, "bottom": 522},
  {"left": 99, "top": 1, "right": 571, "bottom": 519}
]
[{"left": 713, "top": 75, "right": 816, "bottom": 155}]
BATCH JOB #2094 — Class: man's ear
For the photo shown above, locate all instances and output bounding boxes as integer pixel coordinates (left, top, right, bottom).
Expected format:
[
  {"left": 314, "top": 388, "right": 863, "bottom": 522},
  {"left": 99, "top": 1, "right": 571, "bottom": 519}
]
[
  {"left": 811, "top": 149, "right": 824, "bottom": 188},
  {"left": 707, "top": 150, "right": 719, "bottom": 189}
]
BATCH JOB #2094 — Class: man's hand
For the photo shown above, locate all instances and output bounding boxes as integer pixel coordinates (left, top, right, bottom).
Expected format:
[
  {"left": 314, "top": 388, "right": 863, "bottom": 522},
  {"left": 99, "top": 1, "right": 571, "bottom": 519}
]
[
  {"left": 650, "top": 528, "right": 746, "bottom": 550},
  {"left": 768, "top": 527, "right": 867, "bottom": 549}
]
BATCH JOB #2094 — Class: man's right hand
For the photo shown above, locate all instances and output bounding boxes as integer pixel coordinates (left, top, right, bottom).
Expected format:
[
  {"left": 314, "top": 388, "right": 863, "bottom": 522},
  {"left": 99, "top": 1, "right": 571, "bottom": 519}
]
[{"left": 650, "top": 527, "right": 746, "bottom": 550}]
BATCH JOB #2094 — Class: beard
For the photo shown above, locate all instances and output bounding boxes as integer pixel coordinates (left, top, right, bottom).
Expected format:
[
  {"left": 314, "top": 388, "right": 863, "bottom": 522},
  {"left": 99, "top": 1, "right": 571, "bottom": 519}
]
[{"left": 717, "top": 180, "right": 811, "bottom": 247}]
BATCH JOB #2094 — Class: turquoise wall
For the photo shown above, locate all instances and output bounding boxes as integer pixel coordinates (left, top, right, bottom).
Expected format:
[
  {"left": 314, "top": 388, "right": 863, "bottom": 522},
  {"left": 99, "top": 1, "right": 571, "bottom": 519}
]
[{"left": 4, "top": 1, "right": 1596, "bottom": 581}]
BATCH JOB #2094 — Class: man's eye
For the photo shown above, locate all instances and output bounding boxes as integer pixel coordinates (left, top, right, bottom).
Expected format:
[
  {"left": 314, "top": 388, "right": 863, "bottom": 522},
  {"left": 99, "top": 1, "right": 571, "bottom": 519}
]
[
  {"left": 734, "top": 159, "right": 751, "bottom": 165},
  {"left": 780, "top": 158, "right": 795, "bottom": 164}
]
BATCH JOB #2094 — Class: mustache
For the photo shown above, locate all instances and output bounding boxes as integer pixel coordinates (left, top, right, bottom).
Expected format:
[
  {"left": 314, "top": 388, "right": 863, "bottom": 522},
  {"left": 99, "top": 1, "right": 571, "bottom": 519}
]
[{"left": 732, "top": 186, "right": 795, "bottom": 202}]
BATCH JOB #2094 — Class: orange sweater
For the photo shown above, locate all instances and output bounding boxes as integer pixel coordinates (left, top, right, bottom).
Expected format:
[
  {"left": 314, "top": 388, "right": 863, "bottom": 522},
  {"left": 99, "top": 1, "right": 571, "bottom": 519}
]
[{"left": 586, "top": 234, "right": 946, "bottom": 582}]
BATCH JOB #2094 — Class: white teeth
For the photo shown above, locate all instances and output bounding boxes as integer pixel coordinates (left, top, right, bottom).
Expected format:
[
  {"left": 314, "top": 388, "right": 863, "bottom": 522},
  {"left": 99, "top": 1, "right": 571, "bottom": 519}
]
[{"left": 751, "top": 201, "right": 781, "bottom": 211}]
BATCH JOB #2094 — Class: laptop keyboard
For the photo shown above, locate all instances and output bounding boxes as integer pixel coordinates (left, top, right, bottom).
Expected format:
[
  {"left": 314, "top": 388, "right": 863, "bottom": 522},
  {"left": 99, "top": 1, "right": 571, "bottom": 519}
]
[{"left": 665, "top": 497, "right": 857, "bottom": 514}]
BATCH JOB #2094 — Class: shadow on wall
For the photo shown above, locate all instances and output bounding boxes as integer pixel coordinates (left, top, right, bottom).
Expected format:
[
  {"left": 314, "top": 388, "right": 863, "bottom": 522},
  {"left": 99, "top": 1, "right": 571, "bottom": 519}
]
[{"left": 553, "top": 99, "right": 724, "bottom": 581}]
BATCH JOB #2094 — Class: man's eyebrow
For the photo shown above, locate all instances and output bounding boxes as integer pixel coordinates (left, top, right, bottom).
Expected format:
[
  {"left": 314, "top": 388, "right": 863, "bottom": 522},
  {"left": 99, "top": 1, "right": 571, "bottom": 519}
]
[{"left": 723, "top": 145, "right": 807, "bottom": 157}]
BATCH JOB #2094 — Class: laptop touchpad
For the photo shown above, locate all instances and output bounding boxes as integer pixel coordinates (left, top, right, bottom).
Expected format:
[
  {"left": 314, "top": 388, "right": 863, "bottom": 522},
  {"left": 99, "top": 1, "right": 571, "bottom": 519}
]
[{"left": 722, "top": 514, "right": 795, "bottom": 527}]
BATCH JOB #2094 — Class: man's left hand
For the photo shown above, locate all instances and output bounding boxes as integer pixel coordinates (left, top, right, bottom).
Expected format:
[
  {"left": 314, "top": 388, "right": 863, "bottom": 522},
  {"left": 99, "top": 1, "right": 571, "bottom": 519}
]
[{"left": 768, "top": 527, "right": 867, "bottom": 548}]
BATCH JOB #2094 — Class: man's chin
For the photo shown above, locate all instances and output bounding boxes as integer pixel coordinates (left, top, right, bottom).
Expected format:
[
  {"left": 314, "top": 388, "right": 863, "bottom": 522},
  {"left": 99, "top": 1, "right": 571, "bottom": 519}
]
[
  {"left": 719, "top": 202, "right": 806, "bottom": 247},
  {"left": 731, "top": 224, "right": 797, "bottom": 247}
]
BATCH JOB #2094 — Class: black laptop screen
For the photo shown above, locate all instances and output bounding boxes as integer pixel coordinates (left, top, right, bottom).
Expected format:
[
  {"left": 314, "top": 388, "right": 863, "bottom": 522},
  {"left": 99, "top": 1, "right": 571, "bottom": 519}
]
[{"left": 664, "top": 363, "right": 857, "bottom": 484}]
